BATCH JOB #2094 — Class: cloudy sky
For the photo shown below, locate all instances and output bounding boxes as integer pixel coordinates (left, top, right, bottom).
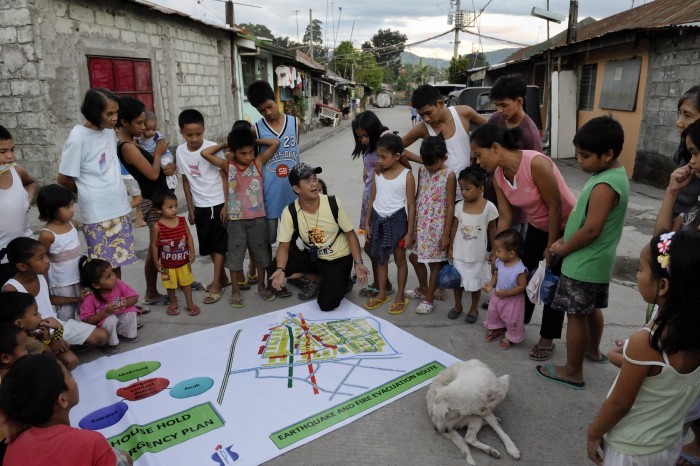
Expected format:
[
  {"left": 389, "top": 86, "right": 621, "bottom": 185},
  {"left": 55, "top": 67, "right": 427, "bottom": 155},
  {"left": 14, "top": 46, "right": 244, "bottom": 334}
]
[{"left": 152, "top": 0, "right": 644, "bottom": 60}]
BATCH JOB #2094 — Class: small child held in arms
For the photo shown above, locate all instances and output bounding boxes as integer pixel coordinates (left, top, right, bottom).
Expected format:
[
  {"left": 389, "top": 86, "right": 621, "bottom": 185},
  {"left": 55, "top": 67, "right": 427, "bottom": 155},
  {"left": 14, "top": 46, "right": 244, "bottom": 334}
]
[
  {"left": 150, "top": 190, "right": 199, "bottom": 317},
  {"left": 587, "top": 231, "right": 700, "bottom": 465},
  {"left": 0, "top": 125, "right": 37, "bottom": 252},
  {"left": 0, "top": 354, "right": 133, "bottom": 465},
  {"left": 410, "top": 136, "right": 455, "bottom": 314},
  {"left": 37, "top": 184, "right": 88, "bottom": 322},
  {"left": 175, "top": 109, "right": 229, "bottom": 305},
  {"left": 136, "top": 111, "right": 178, "bottom": 190},
  {"left": 448, "top": 166, "right": 498, "bottom": 322},
  {"left": 364, "top": 132, "right": 416, "bottom": 314},
  {"left": 540, "top": 116, "right": 629, "bottom": 390},
  {"left": 201, "top": 121, "right": 280, "bottom": 308},
  {"left": 481, "top": 229, "right": 527, "bottom": 350},
  {"left": 79, "top": 258, "right": 140, "bottom": 354}
]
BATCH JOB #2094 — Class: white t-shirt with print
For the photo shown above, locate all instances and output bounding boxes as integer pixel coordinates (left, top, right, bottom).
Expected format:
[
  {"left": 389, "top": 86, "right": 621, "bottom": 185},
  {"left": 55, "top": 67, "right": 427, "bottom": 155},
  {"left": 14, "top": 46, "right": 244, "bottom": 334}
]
[
  {"left": 58, "top": 125, "right": 130, "bottom": 224},
  {"left": 175, "top": 140, "right": 226, "bottom": 208}
]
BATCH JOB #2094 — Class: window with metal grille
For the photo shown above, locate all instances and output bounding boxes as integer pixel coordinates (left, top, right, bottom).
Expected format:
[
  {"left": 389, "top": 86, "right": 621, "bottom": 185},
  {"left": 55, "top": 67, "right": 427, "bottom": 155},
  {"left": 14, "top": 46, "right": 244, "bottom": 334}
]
[
  {"left": 578, "top": 64, "right": 597, "bottom": 111},
  {"left": 87, "top": 56, "right": 154, "bottom": 111}
]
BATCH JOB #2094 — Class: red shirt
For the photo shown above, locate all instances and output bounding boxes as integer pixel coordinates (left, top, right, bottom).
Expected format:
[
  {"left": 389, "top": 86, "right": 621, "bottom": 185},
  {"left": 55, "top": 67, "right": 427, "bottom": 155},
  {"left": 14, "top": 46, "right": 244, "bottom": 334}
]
[
  {"left": 156, "top": 216, "right": 190, "bottom": 268},
  {"left": 5, "top": 424, "right": 116, "bottom": 466}
]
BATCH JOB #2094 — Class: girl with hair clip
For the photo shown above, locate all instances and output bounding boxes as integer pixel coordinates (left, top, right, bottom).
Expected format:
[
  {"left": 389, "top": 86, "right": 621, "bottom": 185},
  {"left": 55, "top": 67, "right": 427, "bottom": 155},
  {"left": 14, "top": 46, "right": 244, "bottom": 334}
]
[{"left": 587, "top": 230, "right": 700, "bottom": 466}]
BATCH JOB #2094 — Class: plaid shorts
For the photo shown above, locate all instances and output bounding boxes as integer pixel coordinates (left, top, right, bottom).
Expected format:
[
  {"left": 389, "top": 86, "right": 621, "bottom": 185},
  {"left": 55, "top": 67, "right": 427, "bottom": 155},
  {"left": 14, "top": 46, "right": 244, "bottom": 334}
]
[
  {"left": 551, "top": 274, "right": 609, "bottom": 315},
  {"left": 140, "top": 198, "right": 161, "bottom": 229}
]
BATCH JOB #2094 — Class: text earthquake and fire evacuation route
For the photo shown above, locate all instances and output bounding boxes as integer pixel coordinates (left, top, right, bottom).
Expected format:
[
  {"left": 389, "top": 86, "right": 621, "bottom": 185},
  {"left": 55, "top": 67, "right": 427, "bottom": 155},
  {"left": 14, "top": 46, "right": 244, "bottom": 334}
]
[{"left": 217, "top": 311, "right": 406, "bottom": 405}]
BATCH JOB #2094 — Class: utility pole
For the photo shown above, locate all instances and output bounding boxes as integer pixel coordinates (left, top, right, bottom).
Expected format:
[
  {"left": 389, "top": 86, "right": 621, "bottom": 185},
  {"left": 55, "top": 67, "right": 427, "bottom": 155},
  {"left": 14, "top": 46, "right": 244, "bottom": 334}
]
[
  {"left": 225, "top": 0, "right": 234, "bottom": 27},
  {"left": 293, "top": 9, "right": 300, "bottom": 43},
  {"left": 308, "top": 9, "right": 314, "bottom": 59},
  {"left": 566, "top": 0, "right": 579, "bottom": 44},
  {"left": 453, "top": 0, "right": 461, "bottom": 59}
]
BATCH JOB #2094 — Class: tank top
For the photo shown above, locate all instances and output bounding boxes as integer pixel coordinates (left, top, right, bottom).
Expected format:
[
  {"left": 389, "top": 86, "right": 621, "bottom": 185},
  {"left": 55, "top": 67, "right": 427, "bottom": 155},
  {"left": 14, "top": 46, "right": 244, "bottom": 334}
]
[
  {"left": 494, "top": 150, "right": 576, "bottom": 231},
  {"left": 117, "top": 141, "right": 169, "bottom": 199},
  {"left": 156, "top": 217, "right": 190, "bottom": 268},
  {"left": 0, "top": 167, "right": 32, "bottom": 250},
  {"left": 43, "top": 224, "right": 82, "bottom": 287},
  {"left": 255, "top": 115, "right": 300, "bottom": 219},
  {"left": 606, "top": 327, "right": 700, "bottom": 455},
  {"left": 373, "top": 168, "right": 409, "bottom": 217},
  {"left": 227, "top": 161, "right": 266, "bottom": 220},
  {"left": 3, "top": 275, "right": 57, "bottom": 320},
  {"left": 425, "top": 106, "right": 471, "bottom": 201}
]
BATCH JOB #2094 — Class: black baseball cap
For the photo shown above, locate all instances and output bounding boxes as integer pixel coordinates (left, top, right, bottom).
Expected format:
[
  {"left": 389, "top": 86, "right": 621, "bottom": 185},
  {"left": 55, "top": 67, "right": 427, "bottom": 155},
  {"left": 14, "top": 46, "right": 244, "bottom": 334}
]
[{"left": 288, "top": 163, "right": 322, "bottom": 186}]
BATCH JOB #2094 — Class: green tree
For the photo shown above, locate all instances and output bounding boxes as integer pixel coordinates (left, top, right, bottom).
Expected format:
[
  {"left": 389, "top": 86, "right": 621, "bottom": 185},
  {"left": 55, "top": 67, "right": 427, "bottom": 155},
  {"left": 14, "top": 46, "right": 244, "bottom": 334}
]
[
  {"left": 330, "top": 41, "right": 356, "bottom": 79},
  {"left": 414, "top": 58, "right": 429, "bottom": 85},
  {"left": 448, "top": 53, "right": 488, "bottom": 83},
  {"left": 275, "top": 36, "right": 301, "bottom": 50},
  {"left": 240, "top": 23, "right": 274, "bottom": 39},
  {"left": 366, "top": 29, "right": 407, "bottom": 75}
]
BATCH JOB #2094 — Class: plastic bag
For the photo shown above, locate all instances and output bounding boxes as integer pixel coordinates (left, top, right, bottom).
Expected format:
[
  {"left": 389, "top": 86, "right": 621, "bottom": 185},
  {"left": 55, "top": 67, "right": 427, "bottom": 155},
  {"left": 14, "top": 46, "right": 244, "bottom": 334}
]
[
  {"left": 526, "top": 259, "right": 546, "bottom": 305},
  {"left": 437, "top": 263, "right": 462, "bottom": 289},
  {"left": 540, "top": 268, "right": 560, "bottom": 306}
]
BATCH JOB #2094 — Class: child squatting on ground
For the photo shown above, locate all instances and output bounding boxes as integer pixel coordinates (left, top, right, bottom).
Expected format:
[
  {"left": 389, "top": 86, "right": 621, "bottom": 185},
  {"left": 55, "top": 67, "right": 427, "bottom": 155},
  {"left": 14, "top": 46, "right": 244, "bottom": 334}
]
[
  {"left": 150, "top": 190, "right": 200, "bottom": 317},
  {"left": 363, "top": 132, "right": 416, "bottom": 314},
  {"left": 79, "top": 258, "right": 140, "bottom": 354}
]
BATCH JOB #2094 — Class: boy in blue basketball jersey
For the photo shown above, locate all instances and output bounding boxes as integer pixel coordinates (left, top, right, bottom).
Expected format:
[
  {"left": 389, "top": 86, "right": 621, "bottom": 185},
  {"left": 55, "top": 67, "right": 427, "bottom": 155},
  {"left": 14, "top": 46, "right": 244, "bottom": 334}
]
[{"left": 247, "top": 80, "right": 301, "bottom": 297}]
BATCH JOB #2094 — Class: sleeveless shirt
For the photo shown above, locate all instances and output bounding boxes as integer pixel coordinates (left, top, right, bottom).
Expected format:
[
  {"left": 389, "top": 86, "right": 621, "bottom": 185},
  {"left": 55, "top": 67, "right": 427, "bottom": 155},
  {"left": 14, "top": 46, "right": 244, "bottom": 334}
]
[
  {"left": 117, "top": 141, "right": 169, "bottom": 199},
  {"left": 373, "top": 168, "right": 409, "bottom": 217},
  {"left": 44, "top": 224, "right": 82, "bottom": 287},
  {"left": 0, "top": 167, "right": 32, "bottom": 249},
  {"left": 254, "top": 115, "right": 300, "bottom": 219},
  {"left": 156, "top": 217, "right": 190, "bottom": 268},
  {"left": 3, "top": 275, "right": 56, "bottom": 320},
  {"left": 425, "top": 106, "right": 471, "bottom": 201},
  {"left": 227, "top": 161, "right": 266, "bottom": 220}
]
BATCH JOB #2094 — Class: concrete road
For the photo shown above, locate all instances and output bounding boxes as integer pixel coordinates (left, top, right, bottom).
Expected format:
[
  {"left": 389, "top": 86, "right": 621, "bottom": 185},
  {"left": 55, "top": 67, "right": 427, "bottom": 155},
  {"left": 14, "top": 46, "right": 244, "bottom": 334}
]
[{"left": 56, "top": 105, "right": 668, "bottom": 465}]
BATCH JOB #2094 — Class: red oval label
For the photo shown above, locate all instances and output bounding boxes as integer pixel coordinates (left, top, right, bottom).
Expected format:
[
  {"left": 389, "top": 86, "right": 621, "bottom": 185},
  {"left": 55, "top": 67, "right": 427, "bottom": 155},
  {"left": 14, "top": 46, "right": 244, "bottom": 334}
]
[{"left": 277, "top": 164, "right": 289, "bottom": 178}]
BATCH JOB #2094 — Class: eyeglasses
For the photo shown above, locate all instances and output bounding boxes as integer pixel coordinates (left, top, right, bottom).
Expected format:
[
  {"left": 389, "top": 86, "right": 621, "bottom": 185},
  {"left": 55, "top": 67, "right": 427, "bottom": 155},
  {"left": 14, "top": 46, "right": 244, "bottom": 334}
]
[{"left": 301, "top": 176, "right": 319, "bottom": 185}]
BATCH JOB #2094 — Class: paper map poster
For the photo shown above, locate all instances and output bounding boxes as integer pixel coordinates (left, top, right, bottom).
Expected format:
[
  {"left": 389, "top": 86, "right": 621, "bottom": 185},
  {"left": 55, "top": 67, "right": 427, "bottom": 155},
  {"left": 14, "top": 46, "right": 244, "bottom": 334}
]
[{"left": 70, "top": 300, "right": 459, "bottom": 465}]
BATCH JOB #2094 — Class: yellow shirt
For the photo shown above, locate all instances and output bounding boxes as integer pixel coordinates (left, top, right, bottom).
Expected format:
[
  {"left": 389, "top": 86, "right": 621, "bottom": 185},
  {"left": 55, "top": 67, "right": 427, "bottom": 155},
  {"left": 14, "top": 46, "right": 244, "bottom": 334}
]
[{"left": 278, "top": 195, "right": 354, "bottom": 261}]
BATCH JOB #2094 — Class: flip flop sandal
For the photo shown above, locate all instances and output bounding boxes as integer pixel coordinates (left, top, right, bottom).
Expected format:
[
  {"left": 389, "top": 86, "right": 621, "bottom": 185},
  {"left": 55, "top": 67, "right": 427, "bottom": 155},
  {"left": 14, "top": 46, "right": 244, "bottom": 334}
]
[
  {"left": 271, "top": 286, "right": 292, "bottom": 298},
  {"left": 166, "top": 304, "right": 180, "bottom": 316},
  {"left": 499, "top": 338, "right": 513, "bottom": 350},
  {"left": 203, "top": 290, "right": 223, "bottom": 304},
  {"left": 247, "top": 273, "right": 259, "bottom": 285},
  {"left": 104, "top": 345, "right": 119, "bottom": 354},
  {"left": 465, "top": 312, "right": 478, "bottom": 324},
  {"left": 536, "top": 364, "right": 585, "bottom": 390},
  {"left": 529, "top": 343, "right": 557, "bottom": 361},
  {"left": 447, "top": 308, "right": 463, "bottom": 319},
  {"left": 388, "top": 300, "right": 409, "bottom": 315},
  {"left": 484, "top": 329, "right": 506, "bottom": 342},
  {"left": 229, "top": 296, "right": 245, "bottom": 308},
  {"left": 237, "top": 280, "right": 251, "bottom": 291},
  {"left": 204, "top": 280, "right": 232, "bottom": 292},
  {"left": 359, "top": 286, "right": 378, "bottom": 297},
  {"left": 364, "top": 296, "right": 391, "bottom": 310},
  {"left": 143, "top": 295, "right": 169, "bottom": 306},
  {"left": 415, "top": 300, "right": 434, "bottom": 314},
  {"left": 585, "top": 353, "right": 609, "bottom": 364},
  {"left": 186, "top": 305, "right": 201, "bottom": 316},
  {"left": 255, "top": 289, "right": 276, "bottom": 302},
  {"left": 405, "top": 288, "right": 425, "bottom": 300},
  {"left": 191, "top": 281, "right": 206, "bottom": 291}
]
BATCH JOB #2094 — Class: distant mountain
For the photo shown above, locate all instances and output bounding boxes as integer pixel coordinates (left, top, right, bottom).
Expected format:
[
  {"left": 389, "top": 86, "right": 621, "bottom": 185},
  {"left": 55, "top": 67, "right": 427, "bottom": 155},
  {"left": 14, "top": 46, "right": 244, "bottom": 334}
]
[{"left": 400, "top": 47, "right": 521, "bottom": 69}]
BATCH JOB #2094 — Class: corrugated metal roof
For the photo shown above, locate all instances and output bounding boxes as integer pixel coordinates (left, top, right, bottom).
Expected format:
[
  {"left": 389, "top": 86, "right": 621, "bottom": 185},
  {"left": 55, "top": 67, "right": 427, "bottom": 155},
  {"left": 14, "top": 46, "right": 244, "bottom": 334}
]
[
  {"left": 122, "top": 0, "right": 242, "bottom": 33},
  {"left": 295, "top": 51, "right": 325, "bottom": 71},
  {"left": 502, "top": 0, "right": 700, "bottom": 63}
]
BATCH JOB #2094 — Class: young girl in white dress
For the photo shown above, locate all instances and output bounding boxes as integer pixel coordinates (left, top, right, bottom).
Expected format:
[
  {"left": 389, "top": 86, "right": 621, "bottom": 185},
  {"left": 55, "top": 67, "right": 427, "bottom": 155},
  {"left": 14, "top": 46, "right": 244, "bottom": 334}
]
[{"left": 448, "top": 166, "right": 498, "bottom": 323}]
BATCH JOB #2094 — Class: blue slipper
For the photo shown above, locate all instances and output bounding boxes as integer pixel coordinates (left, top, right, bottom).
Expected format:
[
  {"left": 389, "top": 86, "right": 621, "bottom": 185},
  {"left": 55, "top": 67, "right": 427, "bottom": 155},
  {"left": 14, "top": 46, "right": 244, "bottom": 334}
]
[
  {"left": 585, "top": 353, "right": 609, "bottom": 364},
  {"left": 142, "top": 295, "right": 169, "bottom": 306},
  {"left": 536, "top": 364, "right": 585, "bottom": 390}
]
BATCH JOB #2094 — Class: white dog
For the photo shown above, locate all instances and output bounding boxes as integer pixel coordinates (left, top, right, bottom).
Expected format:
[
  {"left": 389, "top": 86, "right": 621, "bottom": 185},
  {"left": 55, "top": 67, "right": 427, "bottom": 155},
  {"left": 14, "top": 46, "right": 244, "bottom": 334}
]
[{"left": 426, "top": 359, "right": 521, "bottom": 465}]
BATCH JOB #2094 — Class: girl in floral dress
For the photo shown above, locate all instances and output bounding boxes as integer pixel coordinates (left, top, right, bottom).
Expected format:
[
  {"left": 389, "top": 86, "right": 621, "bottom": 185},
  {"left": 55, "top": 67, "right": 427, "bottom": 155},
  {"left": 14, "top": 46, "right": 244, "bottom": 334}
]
[{"left": 409, "top": 136, "right": 456, "bottom": 314}]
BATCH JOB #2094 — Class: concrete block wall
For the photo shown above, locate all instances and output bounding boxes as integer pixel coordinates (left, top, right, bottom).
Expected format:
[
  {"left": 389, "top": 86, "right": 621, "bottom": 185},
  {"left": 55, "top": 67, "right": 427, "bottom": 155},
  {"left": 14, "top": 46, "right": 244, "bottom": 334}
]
[
  {"left": 635, "top": 33, "right": 700, "bottom": 187},
  {"left": 0, "top": 0, "right": 236, "bottom": 187}
]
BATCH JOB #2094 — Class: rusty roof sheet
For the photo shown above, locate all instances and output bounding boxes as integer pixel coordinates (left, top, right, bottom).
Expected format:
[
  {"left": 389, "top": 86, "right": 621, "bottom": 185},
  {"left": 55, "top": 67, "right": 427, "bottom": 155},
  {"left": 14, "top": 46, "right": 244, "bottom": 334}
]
[{"left": 503, "top": 0, "right": 700, "bottom": 63}]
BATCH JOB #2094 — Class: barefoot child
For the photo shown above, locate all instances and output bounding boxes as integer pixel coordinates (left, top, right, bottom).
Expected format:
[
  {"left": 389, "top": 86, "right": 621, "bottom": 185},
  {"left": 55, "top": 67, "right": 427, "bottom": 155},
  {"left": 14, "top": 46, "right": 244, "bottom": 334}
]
[
  {"left": 150, "top": 191, "right": 200, "bottom": 317},
  {"left": 448, "top": 166, "right": 498, "bottom": 322},
  {"left": 201, "top": 121, "right": 280, "bottom": 308},
  {"left": 79, "top": 258, "right": 140, "bottom": 353},
  {"left": 481, "top": 229, "right": 527, "bottom": 350},
  {"left": 586, "top": 231, "right": 700, "bottom": 465},
  {"left": 364, "top": 133, "right": 415, "bottom": 314}
]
